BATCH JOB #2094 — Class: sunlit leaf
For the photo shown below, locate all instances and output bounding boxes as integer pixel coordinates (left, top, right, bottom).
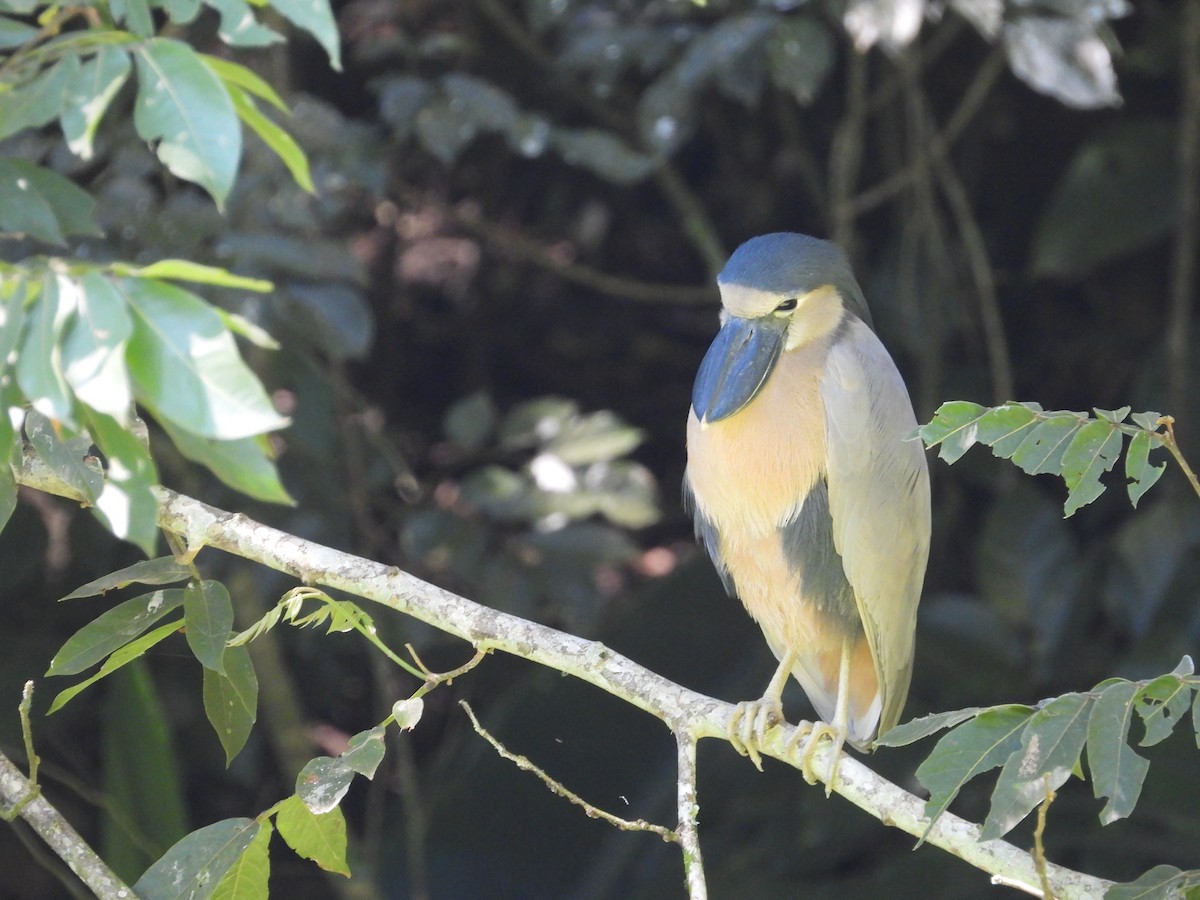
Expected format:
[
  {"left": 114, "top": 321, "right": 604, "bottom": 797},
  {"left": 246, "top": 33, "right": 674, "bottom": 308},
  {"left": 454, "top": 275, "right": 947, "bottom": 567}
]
[
  {"left": 1002, "top": 16, "right": 1120, "bottom": 110},
  {"left": 184, "top": 579, "right": 234, "bottom": 672},
  {"left": 226, "top": 82, "right": 314, "bottom": 192},
  {"left": 270, "top": 0, "right": 342, "bottom": 70},
  {"left": 87, "top": 409, "right": 160, "bottom": 554},
  {"left": 62, "top": 46, "right": 132, "bottom": 159},
  {"left": 207, "top": 0, "right": 281, "bottom": 46},
  {"left": 295, "top": 756, "right": 355, "bottom": 814},
  {"left": 981, "top": 693, "right": 1090, "bottom": 840},
  {"left": 134, "top": 818, "right": 260, "bottom": 900},
  {"left": 1061, "top": 419, "right": 1122, "bottom": 517},
  {"left": 275, "top": 795, "right": 350, "bottom": 876},
  {"left": 203, "top": 643, "right": 258, "bottom": 765},
  {"left": 210, "top": 819, "right": 271, "bottom": 900},
  {"left": 201, "top": 54, "right": 288, "bottom": 111},
  {"left": 17, "top": 274, "right": 77, "bottom": 422},
  {"left": 62, "top": 272, "right": 134, "bottom": 421},
  {"left": 916, "top": 401, "right": 987, "bottom": 463},
  {"left": 1135, "top": 675, "right": 1192, "bottom": 748},
  {"left": 48, "top": 588, "right": 186, "bottom": 676},
  {"left": 24, "top": 409, "right": 102, "bottom": 503},
  {"left": 115, "top": 259, "right": 273, "bottom": 292},
  {"left": 340, "top": 725, "right": 386, "bottom": 777},
  {"left": 111, "top": 0, "right": 153, "bottom": 36},
  {"left": 48, "top": 617, "right": 183, "bottom": 712},
  {"left": 0, "top": 14, "right": 38, "bottom": 48},
  {"left": 119, "top": 275, "right": 289, "bottom": 440},
  {"left": 391, "top": 698, "right": 423, "bottom": 732},
  {"left": 1010, "top": 415, "right": 1082, "bottom": 475},
  {"left": 545, "top": 410, "right": 644, "bottom": 464},
  {"left": 0, "top": 53, "right": 76, "bottom": 142},
  {"left": 160, "top": 418, "right": 294, "bottom": 504},
  {"left": 1124, "top": 431, "right": 1166, "bottom": 508},
  {"left": 1087, "top": 680, "right": 1150, "bottom": 825},
  {"left": 133, "top": 38, "right": 241, "bottom": 206},
  {"left": 876, "top": 707, "right": 989, "bottom": 747},
  {"left": 61, "top": 556, "right": 191, "bottom": 599},
  {"left": 915, "top": 705, "right": 1033, "bottom": 839}
]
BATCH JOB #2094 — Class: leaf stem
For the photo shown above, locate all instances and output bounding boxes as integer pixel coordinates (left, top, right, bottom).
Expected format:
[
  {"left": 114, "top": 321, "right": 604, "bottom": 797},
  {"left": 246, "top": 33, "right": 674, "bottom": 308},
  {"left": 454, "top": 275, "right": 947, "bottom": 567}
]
[
  {"left": 1033, "top": 774, "right": 1057, "bottom": 899},
  {"left": 1156, "top": 416, "right": 1200, "bottom": 502}
]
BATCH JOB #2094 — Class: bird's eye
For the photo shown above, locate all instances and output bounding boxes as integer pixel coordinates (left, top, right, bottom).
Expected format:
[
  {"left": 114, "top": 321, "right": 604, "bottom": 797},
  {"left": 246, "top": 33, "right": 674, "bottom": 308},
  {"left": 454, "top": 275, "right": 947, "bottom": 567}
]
[{"left": 775, "top": 298, "right": 798, "bottom": 312}]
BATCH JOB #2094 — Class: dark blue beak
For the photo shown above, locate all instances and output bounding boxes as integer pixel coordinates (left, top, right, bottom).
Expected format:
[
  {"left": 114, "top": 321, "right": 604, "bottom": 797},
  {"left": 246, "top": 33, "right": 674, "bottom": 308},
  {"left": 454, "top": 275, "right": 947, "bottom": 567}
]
[{"left": 691, "top": 315, "right": 787, "bottom": 423}]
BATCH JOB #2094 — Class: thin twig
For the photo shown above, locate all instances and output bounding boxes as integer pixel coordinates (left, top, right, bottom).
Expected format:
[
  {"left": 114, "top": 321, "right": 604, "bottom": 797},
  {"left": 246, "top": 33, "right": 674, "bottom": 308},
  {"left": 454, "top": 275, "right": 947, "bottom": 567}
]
[
  {"left": 829, "top": 50, "right": 869, "bottom": 252},
  {"left": 460, "top": 701, "right": 679, "bottom": 842},
  {"left": 848, "top": 48, "right": 1007, "bottom": 220},
  {"left": 1157, "top": 416, "right": 1200, "bottom": 501},
  {"left": 1033, "top": 774, "right": 1058, "bottom": 899},
  {"left": 409, "top": 645, "right": 488, "bottom": 698},
  {"left": 674, "top": 733, "right": 706, "bottom": 900},
  {"left": 1168, "top": 0, "right": 1200, "bottom": 433},
  {"left": 411, "top": 191, "right": 715, "bottom": 305}
]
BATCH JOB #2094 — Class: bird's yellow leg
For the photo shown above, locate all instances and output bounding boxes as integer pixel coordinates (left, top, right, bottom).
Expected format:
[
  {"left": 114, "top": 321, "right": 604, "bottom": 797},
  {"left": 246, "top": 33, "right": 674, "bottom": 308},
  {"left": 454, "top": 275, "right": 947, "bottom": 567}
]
[
  {"left": 788, "top": 636, "right": 852, "bottom": 794},
  {"left": 728, "top": 648, "right": 798, "bottom": 772}
]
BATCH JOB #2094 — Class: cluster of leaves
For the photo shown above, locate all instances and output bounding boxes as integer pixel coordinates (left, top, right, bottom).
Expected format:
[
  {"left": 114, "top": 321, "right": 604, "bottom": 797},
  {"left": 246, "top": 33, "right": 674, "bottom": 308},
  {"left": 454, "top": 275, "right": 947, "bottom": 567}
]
[
  {"left": 918, "top": 401, "right": 1171, "bottom": 517},
  {"left": 375, "top": 0, "right": 1127, "bottom": 182},
  {"left": 44, "top": 553, "right": 438, "bottom": 897},
  {"left": 403, "top": 393, "right": 660, "bottom": 632},
  {"left": 0, "top": 0, "right": 348, "bottom": 551},
  {"left": 879, "top": 656, "right": 1200, "bottom": 899}
]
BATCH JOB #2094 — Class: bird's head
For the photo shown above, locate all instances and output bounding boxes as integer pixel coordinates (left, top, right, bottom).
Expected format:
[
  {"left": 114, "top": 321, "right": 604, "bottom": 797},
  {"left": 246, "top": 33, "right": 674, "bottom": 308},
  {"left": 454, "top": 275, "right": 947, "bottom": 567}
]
[{"left": 691, "top": 233, "right": 871, "bottom": 425}]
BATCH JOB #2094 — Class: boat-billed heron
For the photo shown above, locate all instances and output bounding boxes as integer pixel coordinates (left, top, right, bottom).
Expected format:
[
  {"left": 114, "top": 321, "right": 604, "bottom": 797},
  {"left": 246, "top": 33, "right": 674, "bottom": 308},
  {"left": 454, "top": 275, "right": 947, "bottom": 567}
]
[{"left": 685, "top": 232, "right": 930, "bottom": 785}]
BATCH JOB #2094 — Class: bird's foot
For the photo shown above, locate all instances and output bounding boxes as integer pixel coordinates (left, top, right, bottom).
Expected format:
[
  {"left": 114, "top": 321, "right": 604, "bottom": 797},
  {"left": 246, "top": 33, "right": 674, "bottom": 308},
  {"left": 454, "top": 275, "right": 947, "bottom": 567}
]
[
  {"left": 728, "top": 695, "right": 785, "bottom": 772},
  {"left": 785, "top": 720, "right": 846, "bottom": 795}
]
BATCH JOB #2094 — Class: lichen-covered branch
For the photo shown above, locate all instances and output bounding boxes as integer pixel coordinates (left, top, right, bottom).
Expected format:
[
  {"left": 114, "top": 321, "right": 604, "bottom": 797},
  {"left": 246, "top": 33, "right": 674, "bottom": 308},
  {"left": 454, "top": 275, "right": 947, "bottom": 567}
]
[{"left": 15, "top": 454, "right": 1113, "bottom": 899}]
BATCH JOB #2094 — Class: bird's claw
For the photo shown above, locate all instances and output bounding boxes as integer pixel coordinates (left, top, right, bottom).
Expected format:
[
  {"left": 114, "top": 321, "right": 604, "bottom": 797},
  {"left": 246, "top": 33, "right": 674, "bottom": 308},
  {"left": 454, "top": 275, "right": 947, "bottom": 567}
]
[
  {"left": 728, "top": 697, "right": 784, "bottom": 772},
  {"left": 785, "top": 720, "right": 845, "bottom": 795}
]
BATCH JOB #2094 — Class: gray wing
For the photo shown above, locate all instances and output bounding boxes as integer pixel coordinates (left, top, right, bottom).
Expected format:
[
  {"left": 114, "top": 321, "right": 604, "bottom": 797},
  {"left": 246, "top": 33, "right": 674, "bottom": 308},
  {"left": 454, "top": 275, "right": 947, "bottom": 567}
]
[
  {"left": 820, "top": 317, "right": 931, "bottom": 735},
  {"left": 682, "top": 477, "right": 737, "bottom": 596}
]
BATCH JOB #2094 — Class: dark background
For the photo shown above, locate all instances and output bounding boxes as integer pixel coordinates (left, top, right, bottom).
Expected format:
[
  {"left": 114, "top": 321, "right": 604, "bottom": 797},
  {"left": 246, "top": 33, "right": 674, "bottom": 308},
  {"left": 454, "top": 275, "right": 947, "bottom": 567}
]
[{"left": 2, "top": 0, "right": 1199, "bottom": 897}]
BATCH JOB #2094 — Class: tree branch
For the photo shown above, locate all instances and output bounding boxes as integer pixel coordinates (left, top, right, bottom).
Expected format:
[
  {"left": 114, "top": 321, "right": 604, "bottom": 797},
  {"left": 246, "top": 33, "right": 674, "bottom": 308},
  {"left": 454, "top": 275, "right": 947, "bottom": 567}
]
[{"left": 15, "top": 454, "right": 1113, "bottom": 899}]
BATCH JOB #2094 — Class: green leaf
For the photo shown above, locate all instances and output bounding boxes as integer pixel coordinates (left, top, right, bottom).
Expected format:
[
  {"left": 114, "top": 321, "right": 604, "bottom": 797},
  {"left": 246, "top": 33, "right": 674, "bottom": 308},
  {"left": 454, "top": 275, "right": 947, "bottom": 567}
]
[
  {"left": 1194, "top": 685, "right": 1200, "bottom": 750},
  {"left": 1135, "top": 675, "right": 1192, "bottom": 748},
  {"left": 270, "top": 0, "right": 342, "bottom": 70},
  {"left": 1125, "top": 431, "right": 1166, "bottom": 508},
  {"left": 100, "top": 662, "right": 189, "bottom": 882},
  {"left": 1033, "top": 120, "right": 1178, "bottom": 278},
  {"left": 226, "top": 82, "right": 314, "bottom": 192},
  {"left": 766, "top": 16, "right": 833, "bottom": 105},
  {"left": 914, "top": 705, "right": 1033, "bottom": 839},
  {"left": 133, "top": 38, "right": 241, "bottom": 206},
  {"left": 160, "top": 418, "right": 294, "bottom": 504},
  {"left": 550, "top": 127, "right": 659, "bottom": 185},
  {"left": 16, "top": 273, "right": 76, "bottom": 421},
  {"left": 340, "top": 725, "right": 386, "bottom": 778},
  {"left": 973, "top": 403, "right": 1041, "bottom": 459},
  {"left": 1087, "top": 680, "right": 1150, "bottom": 825},
  {"left": 0, "top": 463, "right": 16, "bottom": 534},
  {"left": 1105, "top": 865, "right": 1189, "bottom": 900},
  {"left": 115, "top": 259, "right": 273, "bottom": 292},
  {"left": 24, "top": 409, "right": 103, "bottom": 503},
  {"left": 0, "top": 14, "right": 39, "bottom": 48},
  {"left": 917, "top": 401, "right": 987, "bottom": 463},
  {"left": 207, "top": 0, "right": 282, "bottom": 46},
  {"left": 203, "top": 643, "right": 258, "bottom": 765},
  {"left": 119, "top": 276, "right": 289, "bottom": 440},
  {"left": 0, "top": 53, "right": 76, "bottom": 142},
  {"left": 1131, "top": 410, "right": 1162, "bottom": 431},
  {"left": 62, "top": 556, "right": 192, "bottom": 599},
  {"left": 1061, "top": 419, "right": 1122, "bottom": 516},
  {"left": 0, "top": 158, "right": 100, "bottom": 243},
  {"left": 200, "top": 54, "right": 289, "bottom": 111},
  {"left": 63, "top": 272, "right": 134, "bottom": 421},
  {"left": 87, "top": 409, "right": 160, "bottom": 554},
  {"left": 295, "top": 756, "right": 354, "bottom": 814},
  {"left": 444, "top": 391, "right": 497, "bottom": 451},
  {"left": 62, "top": 46, "right": 132, "bottom": 159},
  {"left": 215, "top": 309, "right": 280, "bottom": 350},
  {"left": 275, "top": 795, "right": 350, "bottom": 876},
  {"left": 111, "top": 0, "right": 153, "bottom": 36},
  {"left": 48, "top": 588, "right": 186, "bottom": 676},
  {"left": 1010, "top": 415, "right": 1084, "bottom": 475},
  {"left": 210, "top": 819, "right": 271, "bottom": 900},
  {"left": 185, "top": 579, "right": 234, "bottom": 672},
  {"left": 876, "top": 707, "right": 990, "bottom": 747},
  {"left": 980, "top": 693, "right": 1091, "bottom": 840},
  {"left": 134, "top": 818, "right": 260, "bottom": 900},
  {"left": 48, "top": 616, "right": 183, "bottom": 712},
  {"left": 391, "top": 697, "right": 423, "bottom": 731},
  {"left": 0, "top": 275, "right": 27, "bottom": 381},
  {"left": 545, "top": 410, "right": 645, "bottom": 464}
]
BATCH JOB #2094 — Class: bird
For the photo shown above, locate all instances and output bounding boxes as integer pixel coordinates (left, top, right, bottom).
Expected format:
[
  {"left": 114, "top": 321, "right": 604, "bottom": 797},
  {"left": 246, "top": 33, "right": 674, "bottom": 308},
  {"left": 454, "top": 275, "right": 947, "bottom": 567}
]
[{"left": 684, "top": 232, "right": 930, "bottom": 786}]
